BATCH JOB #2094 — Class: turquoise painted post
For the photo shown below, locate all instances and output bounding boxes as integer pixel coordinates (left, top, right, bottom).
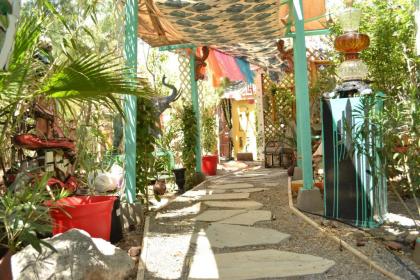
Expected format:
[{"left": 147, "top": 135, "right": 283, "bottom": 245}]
[
  {"left": 189, "top": 49, "right": 202, "bottom": 173},
  {"left": 292, "top": 0, "right": 314, "bottom": 189},
  {"left": 124, "top": 0, "right": 138, "bottom": 203}
]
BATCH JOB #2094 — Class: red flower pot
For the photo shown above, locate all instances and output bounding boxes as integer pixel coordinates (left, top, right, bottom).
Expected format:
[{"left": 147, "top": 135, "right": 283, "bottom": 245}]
[
  {"left": 47, "top": 196, "right": 117, "bottom": 241},
  {"left": 202, "top": 155, "right": 218, "bottom": 176}
]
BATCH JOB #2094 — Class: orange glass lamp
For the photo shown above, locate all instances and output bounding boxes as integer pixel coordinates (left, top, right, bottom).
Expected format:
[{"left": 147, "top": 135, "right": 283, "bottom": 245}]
[{"left": 335, "top": 0, "right": 370, "bottom": 82}]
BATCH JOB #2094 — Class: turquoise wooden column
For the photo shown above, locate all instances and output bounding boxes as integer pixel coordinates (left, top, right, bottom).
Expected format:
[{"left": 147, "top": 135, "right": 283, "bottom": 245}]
[
  {"left": 292, "top": 0, "right": 314, "bottom": 190},
  {"left": 189, "top": 49, "right": 202, "bottom": 173},
  {"left": 124, "top": 0, "right": 138, "bottom": 203}
]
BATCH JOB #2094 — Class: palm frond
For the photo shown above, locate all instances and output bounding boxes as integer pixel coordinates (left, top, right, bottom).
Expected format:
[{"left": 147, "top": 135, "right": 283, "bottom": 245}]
[{"left": 41, "top": 52, "right": 153, "bottom": 114}]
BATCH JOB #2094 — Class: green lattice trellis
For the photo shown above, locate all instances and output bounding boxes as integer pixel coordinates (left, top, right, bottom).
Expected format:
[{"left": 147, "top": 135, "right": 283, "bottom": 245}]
[
  {"left": 262, "top": 73, "right": 295, "bottom": 146},
  {"left": 177, "top": 50, "right": 192, "bottom": 104},
  {"left": 262, "top": 48, "right": 331, "bottom": 147}
]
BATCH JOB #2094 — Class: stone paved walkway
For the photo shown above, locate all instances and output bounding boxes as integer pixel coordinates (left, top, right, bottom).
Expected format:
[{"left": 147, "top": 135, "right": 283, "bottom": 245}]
[{"left": 141, "top": 167, "right": 385, "bottom": 280}]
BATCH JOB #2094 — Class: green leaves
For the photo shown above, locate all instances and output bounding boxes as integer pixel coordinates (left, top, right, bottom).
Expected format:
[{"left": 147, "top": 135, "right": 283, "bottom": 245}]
[
  {"left": 202, "top": 106, "right": 217, "bottom": 154},
  {"left": 182, "top": 103, "right": 198, "bottom": 188},
  {"left": 0, "top": 174, "right": 65, "bottom": 253}
]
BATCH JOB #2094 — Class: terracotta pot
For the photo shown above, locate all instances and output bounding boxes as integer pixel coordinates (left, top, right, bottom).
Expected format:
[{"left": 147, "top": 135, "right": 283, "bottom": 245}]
[
  {"left": 153, "top": 179, "right": 166, "bottom": 195},
  {"left": 394, "top": 146, "right": 408, "bottom": 154},
  {"left": 0, "top": 250, "right": 13, "bottom": 280},
  {"left": 334, "top": 32, "right": 370, "bottom": 54}
]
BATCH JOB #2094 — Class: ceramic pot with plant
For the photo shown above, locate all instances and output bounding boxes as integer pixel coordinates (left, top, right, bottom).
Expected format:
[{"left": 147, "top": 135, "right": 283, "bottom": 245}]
[
  {"left": 153, "top": 179, "right": 166, "bottom": 195},
  {"left": 201, "top": 107, "right": 218, "bottom": 176}
]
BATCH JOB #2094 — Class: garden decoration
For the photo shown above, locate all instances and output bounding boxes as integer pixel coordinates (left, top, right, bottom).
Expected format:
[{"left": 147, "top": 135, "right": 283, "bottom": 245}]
[
  {"left": 321, "top": 0, "right": 386, "bottom": 228},
  {"left": 7, "top": 103, "right": 78, "bottom": 193},
  {"left": 0, "top": 0, "right": 20, "bottom": 71},
  {"left": 153, "top": 75, "right": 181, "bottom": 122},
  {"left": 277, "top": 40, "right": 294, "bottom": 73},
  {"left": 194, "top": 46, "right": 209, "bottom": 81}
]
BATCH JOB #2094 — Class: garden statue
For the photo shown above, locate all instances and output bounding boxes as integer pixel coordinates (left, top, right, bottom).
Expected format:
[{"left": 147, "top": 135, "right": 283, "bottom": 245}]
[{"left": 153, "top": 75, "right": 181, "bottom": 119}]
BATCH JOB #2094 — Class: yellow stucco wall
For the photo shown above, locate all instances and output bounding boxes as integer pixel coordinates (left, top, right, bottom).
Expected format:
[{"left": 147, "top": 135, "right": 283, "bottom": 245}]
[{"left": 231, "top": 100, "right": 257, "bottom": 160}]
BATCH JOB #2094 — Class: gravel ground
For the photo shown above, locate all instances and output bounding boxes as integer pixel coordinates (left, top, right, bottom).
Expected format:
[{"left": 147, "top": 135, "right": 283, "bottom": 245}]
[{"left": 144, "top": 167, "right": 419, "bottom": 280}]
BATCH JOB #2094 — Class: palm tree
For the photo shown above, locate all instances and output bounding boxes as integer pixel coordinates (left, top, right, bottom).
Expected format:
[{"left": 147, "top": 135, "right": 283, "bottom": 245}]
[{"left": 0, "top": 2, "right": 153, "bottom": 181}]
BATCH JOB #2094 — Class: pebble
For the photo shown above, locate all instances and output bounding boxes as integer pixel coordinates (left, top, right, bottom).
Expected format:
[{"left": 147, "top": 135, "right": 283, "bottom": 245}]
[
  {"left": 128, "top": 246, "right": 142, "bottom": 257},
  {"left": 405, "top": 233, "right": 418, "bottom": 245},
  {"left": 385, "top": 241, "right": 403, "bottom": 251}
]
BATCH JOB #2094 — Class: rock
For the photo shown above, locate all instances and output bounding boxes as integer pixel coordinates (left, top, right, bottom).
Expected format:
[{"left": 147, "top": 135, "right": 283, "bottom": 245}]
[
  {"left": 385, "top": 241, "right": 403, "bottom": 251},
  {"left": 218, "top": 210, "right": 272, "bottom": 226},
  {"left": 232, "top": 187, "right": 269, "bottom": 193},
  {"left": 128, "top": 246, "right": 142, "bottom": 257},
  {"left": 197, "top": 193, "right": 250, "bottom": 201},
  {"left": 356, "top": 240, "right": 366, "bottom": 247},
  {"left": 383, "top": 234, "right": 397, "bottom": 241},
  {"left": 120, "top": 201, "right": 144, "bottom": 231},
  {"left": 193, "top": 224, "right": 290, "bottom": 248},
  {"left": 405, "top": 232, "right": 418, "bottom": 246},
  {"left": 189, "top": 249, "right": 335, "bottom": 279},
  {"left": 208, "top": 183, "right": 254, "bottom": 190},
  {"left": 11, "top": 229, "right": 135, "bottom": 280},
  {"left": 204, "top": 200, "right": 263, "bottom": 209},
  {"left": 193, "top": 210, "right": 246, "bottom": 222}
]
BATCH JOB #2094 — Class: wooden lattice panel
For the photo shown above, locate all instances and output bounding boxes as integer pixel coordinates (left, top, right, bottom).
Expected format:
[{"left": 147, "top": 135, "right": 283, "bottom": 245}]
[
  {"left": 262, "top": 48, "right": 330, "bottom": 145},
  {"left": 262, "top": 74, "right": 295, "bottom": 144}
]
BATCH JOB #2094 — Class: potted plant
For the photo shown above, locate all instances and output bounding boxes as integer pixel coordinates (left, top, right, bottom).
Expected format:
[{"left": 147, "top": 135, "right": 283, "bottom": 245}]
[
  {"left": 0, "top": 175, "right": 67, "bottom": 279},
  {"left": 201, "top": 107, "right": 218, "bottom": 176}
]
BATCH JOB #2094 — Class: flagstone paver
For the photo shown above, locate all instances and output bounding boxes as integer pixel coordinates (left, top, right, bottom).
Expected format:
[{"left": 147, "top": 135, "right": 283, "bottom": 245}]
[
  {"left": 192, "top": 210, "right": 246, "bottom": 222},
  {"left": 188, "top": 249, "right": 336, "bottom": 280},
  {"left": 208, "top": 183, "right": 254, "bottom": 189},
  {"left": 143, "top": 168, "right": 346, "bottom": 280},
  {"left": 218, "top": 210, "right": 272, "bottom": 226},
  {"left": 232, "top": 187, "right": 268, "bottom": 193},
  {"left": 155, "top": 203, "right": 202, "bottom": 219},
  {"left": 182, "top": 189, "right": 226, "bottom": 196},
  {"left": 263, "top": 182, "right": 280, "bottom": 187},
  {"left": 193, "top": 223, "right": 290, "bottom": 248},
  {"left": 197, "top": 193, "right": 250, "bottom": 201},
  {"left": 204, "top": 200, "right": 263, "bottom": 209}
]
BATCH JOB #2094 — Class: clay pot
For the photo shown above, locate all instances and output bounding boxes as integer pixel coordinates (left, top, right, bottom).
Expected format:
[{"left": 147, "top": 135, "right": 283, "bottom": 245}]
[
  {"left": 153, "top": 179, "right": 166, "bottom": 195},
  {"left": 394, "top": 146, "right": 408, "bottom": 154},
  {"left": 334, "top": 32, "right": 370, "bottom": 54},
  {"left": 0, "top": 250, "right": 13, "bottom": 280}
]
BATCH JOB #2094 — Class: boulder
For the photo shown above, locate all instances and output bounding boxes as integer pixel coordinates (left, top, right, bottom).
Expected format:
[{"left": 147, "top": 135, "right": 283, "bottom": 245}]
[{"left": 12, "top": 229, "right": 135, "bottom": 280}]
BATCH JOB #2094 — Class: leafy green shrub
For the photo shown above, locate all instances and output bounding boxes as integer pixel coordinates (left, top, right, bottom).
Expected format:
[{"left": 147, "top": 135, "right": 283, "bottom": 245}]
[
  {"left": 181, "top": 103, "right": 197, "bottom": 189},
  {"left": 202, "top": 106, "right": 217, "bottom": 155},
  {"left": 0, "top": 175, "right": 68, "bottom": 254},
  {"left": 136, "top": 98, "right": 158, "bottom": 200}
]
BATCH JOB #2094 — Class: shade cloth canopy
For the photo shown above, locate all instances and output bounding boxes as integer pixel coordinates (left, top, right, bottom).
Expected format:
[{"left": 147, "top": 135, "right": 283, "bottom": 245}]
[{"left": 138, "top": 0, "right": 327, "bottom": 71}]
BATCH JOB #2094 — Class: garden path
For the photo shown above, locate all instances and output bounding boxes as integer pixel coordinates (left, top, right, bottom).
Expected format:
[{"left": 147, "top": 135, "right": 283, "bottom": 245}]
[{"left": 140, "top": 167, "right": 387, "bottom": 280}]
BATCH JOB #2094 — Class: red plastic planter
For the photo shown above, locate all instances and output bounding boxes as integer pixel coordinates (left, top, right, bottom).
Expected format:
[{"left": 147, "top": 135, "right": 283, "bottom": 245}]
[
  {"left": 47, "top": 196, "right": 117, "bottom": 241},
  {"left": 202, "top": 155, "right": 218, "bottom": 176}
]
